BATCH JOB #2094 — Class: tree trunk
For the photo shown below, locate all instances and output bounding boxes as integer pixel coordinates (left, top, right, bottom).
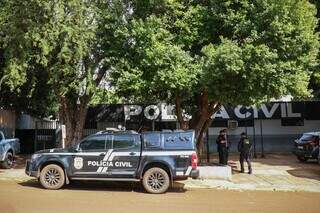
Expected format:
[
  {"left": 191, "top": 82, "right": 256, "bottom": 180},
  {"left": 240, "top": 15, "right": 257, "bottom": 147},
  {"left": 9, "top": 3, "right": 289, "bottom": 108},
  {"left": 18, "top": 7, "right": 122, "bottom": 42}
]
[
  {"left": 175, "top": 95, "right": 189, "bottom": 130},
  {"left": 190, "top": 89, "right": 221, "bottom": 154},
  {"left": 58, "top": 96, "right": 89, "bottom": 147}
]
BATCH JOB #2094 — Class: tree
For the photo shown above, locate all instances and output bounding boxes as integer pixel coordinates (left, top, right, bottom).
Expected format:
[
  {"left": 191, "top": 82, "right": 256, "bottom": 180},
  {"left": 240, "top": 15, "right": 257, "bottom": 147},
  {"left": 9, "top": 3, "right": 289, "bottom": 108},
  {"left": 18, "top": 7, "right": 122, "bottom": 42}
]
[
  {"left": 111, "top": 15, "right": 200, "bottom": 130},
  {"left": 1, "top": 0, "right": 127, "bottom": 146},
  {"left": 111, "top": 0, "right": 319, "bottom": 151},
  {"left": 309, "top": 0, "right": 320, "bottom": 99},
  {"left": 1, "top": 1, "right": 58, "bottom": 117}
]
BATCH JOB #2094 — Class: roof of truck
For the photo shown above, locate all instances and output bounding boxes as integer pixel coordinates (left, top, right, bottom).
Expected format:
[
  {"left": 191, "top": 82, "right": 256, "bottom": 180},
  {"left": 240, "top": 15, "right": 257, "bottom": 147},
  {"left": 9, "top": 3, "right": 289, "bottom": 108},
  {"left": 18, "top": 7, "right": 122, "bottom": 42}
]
[
  {"left": 303, "top": 132, "right": 320, "bottom": 136},
  {"left": 95, "top": 129, "right": 195, "bottom": 135}
]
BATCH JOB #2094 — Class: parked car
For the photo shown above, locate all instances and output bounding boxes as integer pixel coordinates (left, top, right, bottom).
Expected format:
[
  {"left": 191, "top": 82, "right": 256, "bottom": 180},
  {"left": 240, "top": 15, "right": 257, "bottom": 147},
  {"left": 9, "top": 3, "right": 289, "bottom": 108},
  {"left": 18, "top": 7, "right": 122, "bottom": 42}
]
[
  {"left": 0, "top": 131, "right": 20, "bottom": 169},
  {"left": 26, "top": 129, "right": 199, "bottom": 194},
  {"left": 292, "top": 132, "right": 320, "bottom": 162}
]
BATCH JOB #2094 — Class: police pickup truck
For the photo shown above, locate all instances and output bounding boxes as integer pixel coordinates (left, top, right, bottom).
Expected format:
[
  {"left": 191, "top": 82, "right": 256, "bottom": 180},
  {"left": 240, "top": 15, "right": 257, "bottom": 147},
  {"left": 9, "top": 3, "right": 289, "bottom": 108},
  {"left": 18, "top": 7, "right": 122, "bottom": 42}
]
[{"left": 25, "top": 130, "right": 199, "bottom": 193}]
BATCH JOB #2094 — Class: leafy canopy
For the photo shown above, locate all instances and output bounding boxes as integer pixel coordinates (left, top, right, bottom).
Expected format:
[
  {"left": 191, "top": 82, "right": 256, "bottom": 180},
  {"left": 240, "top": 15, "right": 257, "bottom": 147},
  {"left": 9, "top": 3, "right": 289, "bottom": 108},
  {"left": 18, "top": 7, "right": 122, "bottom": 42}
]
[
  {"left": 1, "top": 0, "right": 127, "bottom": 110},
  {"left": 112, "top": 0, "right": 319, "bottom": 106}
]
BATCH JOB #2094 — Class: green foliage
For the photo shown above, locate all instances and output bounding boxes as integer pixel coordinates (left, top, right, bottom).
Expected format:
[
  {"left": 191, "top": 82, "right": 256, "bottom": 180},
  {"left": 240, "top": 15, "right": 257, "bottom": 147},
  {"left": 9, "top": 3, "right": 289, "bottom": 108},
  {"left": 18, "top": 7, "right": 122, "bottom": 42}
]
[
  {"left": 309, "top": 0, "right": 320, "bottom": 99},
  {"left": 1, "top": 0, "right": 127, "bottom": 114},
  {"left": 111, "top": 15, "right": 200, "bottom": 102},
  {"left": 202, "top": 40, "right": 278, "bottom": 105},
  {"left": 1, "top": 0, "right": 319, "bottom": 118},
  {"left": 112, "top": 0, "right": 319, "bottom": 107},
  {"left": 90, "top": 88, "right": 122, "bottom": 105}
]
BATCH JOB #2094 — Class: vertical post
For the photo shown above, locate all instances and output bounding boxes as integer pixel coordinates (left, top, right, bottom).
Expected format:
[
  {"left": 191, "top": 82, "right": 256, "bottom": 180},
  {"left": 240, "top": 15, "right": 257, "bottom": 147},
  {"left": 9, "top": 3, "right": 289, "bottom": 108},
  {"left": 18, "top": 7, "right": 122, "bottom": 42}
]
[
  {"left": 206, "top": 129, "right": 210, "bottom": 163},
  {"left": 34, "top": 121, "right": 38, "bottom": 153},
  {"left": 253, "top": 114, "right": 257, "bottom": 158},
  {"left": 245, "top": 113, "right": 248, "bottom": 134},
  {"left": 260, "top": 119, "right": 265, "bottom": 158},
  {"left": 123, "top": 105, "right": 127, "bottom": 131},
  {"left": 61, "top": 124, "right": 66, "bottom": 148}
]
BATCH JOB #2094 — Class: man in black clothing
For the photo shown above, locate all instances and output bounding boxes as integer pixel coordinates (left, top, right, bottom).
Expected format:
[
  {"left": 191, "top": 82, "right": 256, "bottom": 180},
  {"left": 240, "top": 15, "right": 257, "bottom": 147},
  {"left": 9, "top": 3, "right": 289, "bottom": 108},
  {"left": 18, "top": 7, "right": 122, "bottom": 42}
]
[
  {"left": 238, "top": 132, "right": 252, "bottom": 174},
  {"left": 216, "top": 129, "right": 229, "bottom": 165}
]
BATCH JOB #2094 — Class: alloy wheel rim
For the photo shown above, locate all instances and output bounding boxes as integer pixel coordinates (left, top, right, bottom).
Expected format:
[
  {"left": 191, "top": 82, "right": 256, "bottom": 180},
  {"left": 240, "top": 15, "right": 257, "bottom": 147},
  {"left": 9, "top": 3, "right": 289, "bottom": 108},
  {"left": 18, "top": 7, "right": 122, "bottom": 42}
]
[
  {"left": 44, "top": 168, "right": 61, "bottom": 186},
  {"left": 147, "top": 172, "right": 165, "bottom": 191}
]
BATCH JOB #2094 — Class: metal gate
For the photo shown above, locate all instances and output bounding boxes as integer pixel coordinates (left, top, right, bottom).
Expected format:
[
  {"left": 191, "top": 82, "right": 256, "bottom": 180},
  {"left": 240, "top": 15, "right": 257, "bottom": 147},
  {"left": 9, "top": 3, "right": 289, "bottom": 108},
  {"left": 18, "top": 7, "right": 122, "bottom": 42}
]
[{"left": 34, "top": 121, "right": 59, "bottom": 152}]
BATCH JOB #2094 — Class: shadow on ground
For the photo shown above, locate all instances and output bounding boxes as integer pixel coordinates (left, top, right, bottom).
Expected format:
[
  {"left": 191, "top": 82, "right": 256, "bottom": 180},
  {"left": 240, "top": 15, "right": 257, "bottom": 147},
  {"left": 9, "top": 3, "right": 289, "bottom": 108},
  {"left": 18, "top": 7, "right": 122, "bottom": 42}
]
[
  {"left": 13, "top": 154, "right": 30, "bottom": 169},
  {"left": 18, "top": 179, "right": 187, "bottom": 193}
]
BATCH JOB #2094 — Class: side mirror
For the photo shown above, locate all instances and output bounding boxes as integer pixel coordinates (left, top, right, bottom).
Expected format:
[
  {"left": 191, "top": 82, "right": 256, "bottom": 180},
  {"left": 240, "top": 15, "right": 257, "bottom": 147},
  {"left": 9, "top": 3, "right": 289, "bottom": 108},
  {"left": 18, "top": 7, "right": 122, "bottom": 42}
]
[{"left": 75, "top": 144, "right": 82, "bottom": 152}]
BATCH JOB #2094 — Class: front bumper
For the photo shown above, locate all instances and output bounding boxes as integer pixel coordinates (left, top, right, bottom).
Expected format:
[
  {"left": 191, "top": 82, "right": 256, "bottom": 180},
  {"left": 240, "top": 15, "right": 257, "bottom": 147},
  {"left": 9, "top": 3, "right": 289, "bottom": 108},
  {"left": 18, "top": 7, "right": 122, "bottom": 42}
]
[
  {"left": 292, "top": 148, "right": 313, "bottom": 158},
  {"left": 25, "top": 160, "right": 39, "bottom": 177}
]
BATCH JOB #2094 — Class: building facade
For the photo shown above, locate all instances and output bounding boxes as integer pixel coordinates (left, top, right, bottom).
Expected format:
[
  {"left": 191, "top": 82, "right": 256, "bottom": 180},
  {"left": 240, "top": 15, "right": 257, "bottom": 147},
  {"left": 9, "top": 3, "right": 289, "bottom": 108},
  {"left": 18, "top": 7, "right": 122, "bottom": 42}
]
[{"left": 84, "top": 101, "right": 320, "bottom": 154}]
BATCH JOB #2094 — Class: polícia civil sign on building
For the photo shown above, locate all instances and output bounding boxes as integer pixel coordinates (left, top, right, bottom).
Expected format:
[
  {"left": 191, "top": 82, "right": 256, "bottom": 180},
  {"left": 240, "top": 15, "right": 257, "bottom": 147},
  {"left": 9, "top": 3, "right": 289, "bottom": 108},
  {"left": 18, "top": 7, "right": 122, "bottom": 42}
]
[{"left": 86, "top": 102, "right": 320, "bottom": 123}]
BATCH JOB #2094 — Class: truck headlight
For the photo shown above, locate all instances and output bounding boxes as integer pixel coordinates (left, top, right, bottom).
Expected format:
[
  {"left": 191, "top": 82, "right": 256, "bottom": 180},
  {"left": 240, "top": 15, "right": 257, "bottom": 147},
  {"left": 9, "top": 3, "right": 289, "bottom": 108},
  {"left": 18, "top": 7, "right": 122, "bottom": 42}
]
[{"left": 31, "top": 154, "right": 42, "bottom": 161}]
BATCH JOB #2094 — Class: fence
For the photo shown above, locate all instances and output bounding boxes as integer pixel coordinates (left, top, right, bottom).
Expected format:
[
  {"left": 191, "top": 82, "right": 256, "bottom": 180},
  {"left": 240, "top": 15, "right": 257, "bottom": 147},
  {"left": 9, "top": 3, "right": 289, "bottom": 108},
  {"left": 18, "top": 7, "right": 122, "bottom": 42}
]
[
  {"left": 0, "top": 109, "right": 16, "bottom": 138},
  {"left": 16, "top": 120, "right": 59, "bottom": 154}
]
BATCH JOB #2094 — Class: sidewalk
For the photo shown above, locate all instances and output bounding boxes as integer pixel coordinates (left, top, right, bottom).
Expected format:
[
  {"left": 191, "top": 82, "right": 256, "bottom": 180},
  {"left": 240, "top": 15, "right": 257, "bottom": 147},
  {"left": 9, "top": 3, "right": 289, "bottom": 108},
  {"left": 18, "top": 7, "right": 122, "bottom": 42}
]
[{"left": 181, "top": 154, "right": 320, "bottom": 192}]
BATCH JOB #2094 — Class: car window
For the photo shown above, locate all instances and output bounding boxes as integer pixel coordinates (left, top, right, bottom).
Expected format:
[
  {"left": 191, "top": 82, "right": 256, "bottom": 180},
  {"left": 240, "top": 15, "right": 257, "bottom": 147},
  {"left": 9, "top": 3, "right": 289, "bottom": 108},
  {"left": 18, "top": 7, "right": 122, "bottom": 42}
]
[
  {"left": 113, "top": 135, "right": 135, "bottom": 149},
  {"left": 143, "top": 133, "right": 161, "bottom": 148},
  {"left": 80, "top": 135, "right": 106, "bottom": 151},
  {"left": 163, "top": 132, "right": 194, "bottom": 149}
]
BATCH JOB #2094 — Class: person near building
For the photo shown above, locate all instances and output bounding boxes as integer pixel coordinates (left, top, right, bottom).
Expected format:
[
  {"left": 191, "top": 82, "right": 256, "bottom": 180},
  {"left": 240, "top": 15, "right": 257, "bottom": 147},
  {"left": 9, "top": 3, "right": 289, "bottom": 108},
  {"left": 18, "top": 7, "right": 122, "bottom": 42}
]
[
  {"left": 238, "top": 132, "right": 252, "bottom": 174},
  {"left": 216, "top": 129, "right": 229, "bottom": 165}
]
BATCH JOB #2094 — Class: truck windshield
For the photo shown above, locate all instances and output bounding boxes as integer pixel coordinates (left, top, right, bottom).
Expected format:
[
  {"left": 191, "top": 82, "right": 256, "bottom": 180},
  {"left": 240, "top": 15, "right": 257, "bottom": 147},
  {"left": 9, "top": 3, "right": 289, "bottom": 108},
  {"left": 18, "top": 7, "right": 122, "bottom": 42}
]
[{"left": 300, "top": 134, "right": 314, "bottom": 141}]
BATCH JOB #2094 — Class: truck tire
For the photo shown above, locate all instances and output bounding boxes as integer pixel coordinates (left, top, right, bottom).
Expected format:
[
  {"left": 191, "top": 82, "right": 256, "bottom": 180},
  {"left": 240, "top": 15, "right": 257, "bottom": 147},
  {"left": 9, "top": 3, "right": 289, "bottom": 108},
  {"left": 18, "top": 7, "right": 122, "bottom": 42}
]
[
  {"left": 297, "top": 156, "right": 308, "bottom": 162},
  {"left": 39, "top": 164, "right": 65, "bottom": 190},
  {"left": 0, "top": 152, "right": 14, "bottom": 169},
  {"left": 142, "top": 167, "right": 170, "bottom": 194}
]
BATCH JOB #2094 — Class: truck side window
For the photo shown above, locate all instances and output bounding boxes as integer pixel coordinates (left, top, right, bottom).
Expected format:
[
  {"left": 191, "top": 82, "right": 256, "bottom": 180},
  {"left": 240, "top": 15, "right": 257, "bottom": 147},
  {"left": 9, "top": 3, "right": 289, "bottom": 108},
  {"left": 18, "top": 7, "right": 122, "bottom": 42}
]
[
  {"left": 143, "top": 133, "right": 161, "bottom": 148},
  {"left": 113, "top": 135, "right": 135, "bottom": 149},
  {"left": 80, "top": 135, "right": 106, "bottom": 151},
  {"left": 163, "top": 132, "right": 194, "bottom": 149}
]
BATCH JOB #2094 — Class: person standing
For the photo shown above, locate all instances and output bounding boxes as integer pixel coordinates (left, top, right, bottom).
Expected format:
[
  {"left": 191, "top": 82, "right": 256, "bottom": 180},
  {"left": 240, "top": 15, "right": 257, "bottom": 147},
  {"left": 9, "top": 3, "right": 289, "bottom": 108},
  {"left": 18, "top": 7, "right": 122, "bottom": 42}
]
[
  {"left": 216, "top": 129, "right": 229, "bottom": 165},
  {"left": 238, "top": 132, "right": 252, "bottom": 174}
]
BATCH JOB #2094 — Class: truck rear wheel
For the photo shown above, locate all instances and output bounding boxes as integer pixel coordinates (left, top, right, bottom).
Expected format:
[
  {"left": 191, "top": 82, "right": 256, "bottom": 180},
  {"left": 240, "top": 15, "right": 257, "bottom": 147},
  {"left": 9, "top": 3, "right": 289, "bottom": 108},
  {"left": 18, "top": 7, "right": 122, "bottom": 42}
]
[
  {"left": 0, "top": 152, "right": 14, "bottom": 169},
  {"left": 142, "top": 167, "right": 170, "bottom": 194},
  {"left": 39, "top": 164, "right": 65, "bottom": 190}
]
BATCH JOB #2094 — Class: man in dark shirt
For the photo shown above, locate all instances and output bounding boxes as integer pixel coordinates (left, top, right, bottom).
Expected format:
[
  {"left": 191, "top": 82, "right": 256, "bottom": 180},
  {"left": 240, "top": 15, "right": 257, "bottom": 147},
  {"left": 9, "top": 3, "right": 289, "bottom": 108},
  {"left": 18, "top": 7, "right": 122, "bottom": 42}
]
[
  {"left": 216, "top": 129, "right": 229, "bottom": 165},
  {"left": 238, "top": 132, "right": 252, "bottom": 174}
]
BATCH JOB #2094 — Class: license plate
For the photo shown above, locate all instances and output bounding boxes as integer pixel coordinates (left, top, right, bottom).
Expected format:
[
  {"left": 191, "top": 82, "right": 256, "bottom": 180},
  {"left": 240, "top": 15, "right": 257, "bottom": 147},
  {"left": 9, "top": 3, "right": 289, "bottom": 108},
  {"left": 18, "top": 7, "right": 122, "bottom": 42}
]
[{"left": 298, "top": 146, "right": 303, "bottom": 150}]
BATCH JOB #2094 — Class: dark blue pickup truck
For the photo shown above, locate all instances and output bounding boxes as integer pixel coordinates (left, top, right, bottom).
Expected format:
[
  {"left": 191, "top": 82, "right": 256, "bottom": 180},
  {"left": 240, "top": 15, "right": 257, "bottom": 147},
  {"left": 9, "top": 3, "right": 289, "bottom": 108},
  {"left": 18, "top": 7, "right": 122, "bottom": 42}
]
[
  {"left": 0, "top": 131, "right": 20, "bottom": 169},
  {"left": 26, "top": 130, "right": 199, "bottom": 193}
]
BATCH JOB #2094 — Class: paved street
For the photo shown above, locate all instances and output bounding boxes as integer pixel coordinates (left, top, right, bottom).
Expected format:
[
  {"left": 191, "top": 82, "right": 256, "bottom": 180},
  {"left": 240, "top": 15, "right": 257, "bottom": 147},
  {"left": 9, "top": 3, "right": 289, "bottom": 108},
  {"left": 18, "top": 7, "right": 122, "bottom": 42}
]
[
  {"left": 0, "top": 180, "right": 320, "bottom": 213},
  {"left": 1, "top": 154, "right": 320, "bottom": 213}
]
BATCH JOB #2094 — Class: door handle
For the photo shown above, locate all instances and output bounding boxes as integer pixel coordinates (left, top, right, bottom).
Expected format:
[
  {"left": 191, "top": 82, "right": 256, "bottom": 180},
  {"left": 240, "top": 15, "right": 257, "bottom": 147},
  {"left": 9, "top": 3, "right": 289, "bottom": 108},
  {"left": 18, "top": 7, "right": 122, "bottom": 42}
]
[
  {"left": 129, "top": 152, "right": 136, "bottom": 156},
  {"left": 99, "top": 153, "right": 106, "bottom": 156}
]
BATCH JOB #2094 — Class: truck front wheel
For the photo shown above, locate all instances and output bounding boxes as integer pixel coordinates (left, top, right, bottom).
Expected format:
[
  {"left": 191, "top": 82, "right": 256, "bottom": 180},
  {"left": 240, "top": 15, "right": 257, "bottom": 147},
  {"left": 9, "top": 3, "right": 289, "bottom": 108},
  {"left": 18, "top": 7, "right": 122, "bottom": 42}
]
[
  {"left": 297, "top": 156, "right": 308, "bottom": 162},
  {"left": 0, "top": 152, "right": 14, "bottom": 169},
  {"left": 142, "top": 167, "right": 170, "bottom": 194},
  {"left": 39, "top": 164, "right": 65, "bottom": 190}
]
